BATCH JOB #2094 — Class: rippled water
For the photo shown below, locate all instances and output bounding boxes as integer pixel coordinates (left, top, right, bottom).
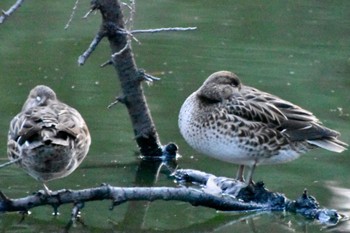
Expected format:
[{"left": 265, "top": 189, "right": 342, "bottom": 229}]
[{"left": 1, "top": 0, "right": 350, "bottom": 232}]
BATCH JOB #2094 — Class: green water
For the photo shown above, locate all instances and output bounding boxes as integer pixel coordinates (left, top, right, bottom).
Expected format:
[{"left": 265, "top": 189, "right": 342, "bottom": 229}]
[{"left": 1, "top": 0, "right": 350, "bottom": 232}]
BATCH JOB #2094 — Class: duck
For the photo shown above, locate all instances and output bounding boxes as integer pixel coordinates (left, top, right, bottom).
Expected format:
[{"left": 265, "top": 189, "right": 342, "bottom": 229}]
[
  {"left": 7, "top": 85, "right": 91, "bottom": 194},
  {"left": 179, "top": 71, "right": 347, "bottom": 185}
]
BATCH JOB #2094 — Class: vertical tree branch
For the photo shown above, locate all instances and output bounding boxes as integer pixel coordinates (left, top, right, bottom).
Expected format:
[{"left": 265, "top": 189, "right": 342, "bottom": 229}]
[{"left": 92, "top": 0, "right": 162, "bottom": 157}]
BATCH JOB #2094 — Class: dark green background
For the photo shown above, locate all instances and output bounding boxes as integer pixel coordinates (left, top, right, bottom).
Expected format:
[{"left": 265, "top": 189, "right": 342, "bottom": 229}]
[{"left": 1, "top": 1, "right": 349, "bottom": 232}]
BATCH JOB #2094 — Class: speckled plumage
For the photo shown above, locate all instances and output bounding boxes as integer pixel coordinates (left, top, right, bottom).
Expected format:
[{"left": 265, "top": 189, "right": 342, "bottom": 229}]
[
  {"left": 179, "top": 71, "right": 347, "bottom": 184},
  {"left": 7, "top": 85, "right": 91, "bottom": 193}
]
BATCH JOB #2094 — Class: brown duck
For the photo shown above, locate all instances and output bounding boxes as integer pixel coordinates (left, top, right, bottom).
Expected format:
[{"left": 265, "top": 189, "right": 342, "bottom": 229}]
[
  {"left": 7, "top": 85, "right": 91, "bottom": 194},
  {"left": 179, "top": 71, "right": 347, "bottom": 185}
]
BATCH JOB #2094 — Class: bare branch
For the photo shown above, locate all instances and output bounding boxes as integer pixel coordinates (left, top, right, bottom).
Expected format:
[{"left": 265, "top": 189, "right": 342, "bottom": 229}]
[
  {"left": 107, "top": 99, "right": 120, "bottom": 109},
  {"left": 107, "top": 95, "right": 126, "bottom": 109},
  {"left": 0, "top": 171, "right": 342, "bottom": 225},
  {"left": 0, "top": 157, "right": 21, "bottom": 168},
  {"left": 143, "top": 73, "right": 161, "bottom": 82},
  {"left": 100, "top": 59, "right": 113, "bottom": 68},
  {"left": 83, "top": 8, "right": 94, "bottom": 19},
  {"left": 123, "top": 0, "right": 136, "bottom": 31},
  {"left": 131, "top": 27, "right": 197, "bottom": 34},
  {"left": 116, "top": 27, "right": 140, "bottom": 44},
  {"left": 78, "top": 31, "right": 105, "bottom": 65},
  {"left": 0, "top": 185, "right": 267, "bottom": 214},
  {"left": 111, "top": 41, "right": 130, "bottom": 58},
  {"left": 137, "top": 69, "right": 161, "bottom": 82},
  {"left": 0, "top": 0, "right": 25, "bottom": 24},
  {"left": 64, "top": 0, "right": 80, "bottom": 30},
  {"left": 112, "top": 26, "right": 198, "bottom": 44}
]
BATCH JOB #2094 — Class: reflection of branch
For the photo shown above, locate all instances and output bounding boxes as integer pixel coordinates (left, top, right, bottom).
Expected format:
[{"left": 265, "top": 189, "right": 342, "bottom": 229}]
[{"left": 0, "top": 0, "right": 25, "bottom": 24}]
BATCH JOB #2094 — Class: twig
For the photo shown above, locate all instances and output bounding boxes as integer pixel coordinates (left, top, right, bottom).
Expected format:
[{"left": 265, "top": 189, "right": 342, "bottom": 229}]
[
  {"left": 107, "top": 100, "right": 119, "bottom": 109},
  {"left": 64, "top": 0, "right": 80, "bottom": 30},
  {"left": 100, "top": 60, "right": 113, "bottom": 68},
  {"left": 107, "top": 95, "right": 126, "bottom": 109},
  {"left": 0, "top": 0, "right": 25, "bottom": 24},
  {"left": 111, "top": 41, "right": 130, "bottom": 58},
  {"left": 137, "top": 69, "right": 161, "bottom": 82},
  {"left": 131, "top": 27, "right": 197, "bottom": 34},
  {"left": 116, "top": 27, "right": 140, "bottom": 44},
  {"left": 123, "top": 0, "right": 136, "bottom": 31},
  {"left": 78, "top": 31, "right": 105, "bottom": 65},
  {"left": 82, "top": 0, "right": 99, "bottom": 19},
  {"left": 82, "top": 8, "right": 94, "bottom": 19},
  {"left": 0, "top": 157, "right": 21, "bottom": 168},
  {"left": 143, "top": 73, "right": 161, "bottom": 82}
]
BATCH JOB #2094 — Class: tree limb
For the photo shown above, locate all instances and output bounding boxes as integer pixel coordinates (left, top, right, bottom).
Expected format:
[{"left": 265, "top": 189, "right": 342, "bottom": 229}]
[
  {"left": 0, "top": 0, "right": 25, "bottom": 24},
  {"left": 0, "top": 185, "right": 267, "bottom": 213},
  {"left": 78, "top": 30, "right": 105, "bottom": 65},
  {"left": 0, "top": 168, "right": 342, "bottom": 225},
  {"left": 64, "top": 0, "right": 80, "bottom": 30},
  {"left": 82, "top": 0, "right": 165, "bottom": 156},
  {"left": 131, "top": 27, "right": 197, "bottom": 34}
]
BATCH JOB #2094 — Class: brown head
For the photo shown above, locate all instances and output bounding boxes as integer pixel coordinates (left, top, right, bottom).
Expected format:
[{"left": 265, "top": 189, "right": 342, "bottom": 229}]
[
  {"left": 197, "top": 71, "right": 242, "bottom": 102},
  {"left": 22, "top": 85, "right": 57, "bottom": 111}
]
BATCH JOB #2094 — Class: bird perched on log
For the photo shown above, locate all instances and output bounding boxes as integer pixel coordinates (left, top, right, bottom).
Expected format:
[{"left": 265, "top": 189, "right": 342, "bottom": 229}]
[
  {"left": 7, "top": 85, "right": 91, "bottom": 194},
  {"left": 179, "top": 71, "right": 348, "bottom": 185}
]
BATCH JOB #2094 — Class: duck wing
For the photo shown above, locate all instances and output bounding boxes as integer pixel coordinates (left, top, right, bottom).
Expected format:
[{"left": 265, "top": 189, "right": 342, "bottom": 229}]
[{"left": 226, "top": 85, "right": 347, "bottom": 152}]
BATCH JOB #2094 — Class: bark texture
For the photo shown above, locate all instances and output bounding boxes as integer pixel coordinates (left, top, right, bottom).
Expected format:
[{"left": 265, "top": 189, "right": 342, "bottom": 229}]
[{"left": 92, "top": 0, "right": 162, "bottom": 156}]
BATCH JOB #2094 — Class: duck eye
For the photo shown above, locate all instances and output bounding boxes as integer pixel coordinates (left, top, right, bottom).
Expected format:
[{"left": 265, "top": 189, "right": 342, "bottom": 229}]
[
  {"left": 36, "top": 96, "right": 41, "bottom": 102},
  {"left": 231, "top": 81, "right": 239, "bottom": 87}
]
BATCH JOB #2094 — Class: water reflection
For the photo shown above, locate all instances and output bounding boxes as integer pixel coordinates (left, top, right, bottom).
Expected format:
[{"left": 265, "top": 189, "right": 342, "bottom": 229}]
[{"left": 325, "top": 182, "right": 350, "bottom": 232}]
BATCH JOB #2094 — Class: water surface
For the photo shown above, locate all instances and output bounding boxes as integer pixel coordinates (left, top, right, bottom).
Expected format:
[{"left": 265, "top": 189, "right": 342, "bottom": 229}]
[{"left": 1, "top": 0, "right": 349, "bottom": 232}]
